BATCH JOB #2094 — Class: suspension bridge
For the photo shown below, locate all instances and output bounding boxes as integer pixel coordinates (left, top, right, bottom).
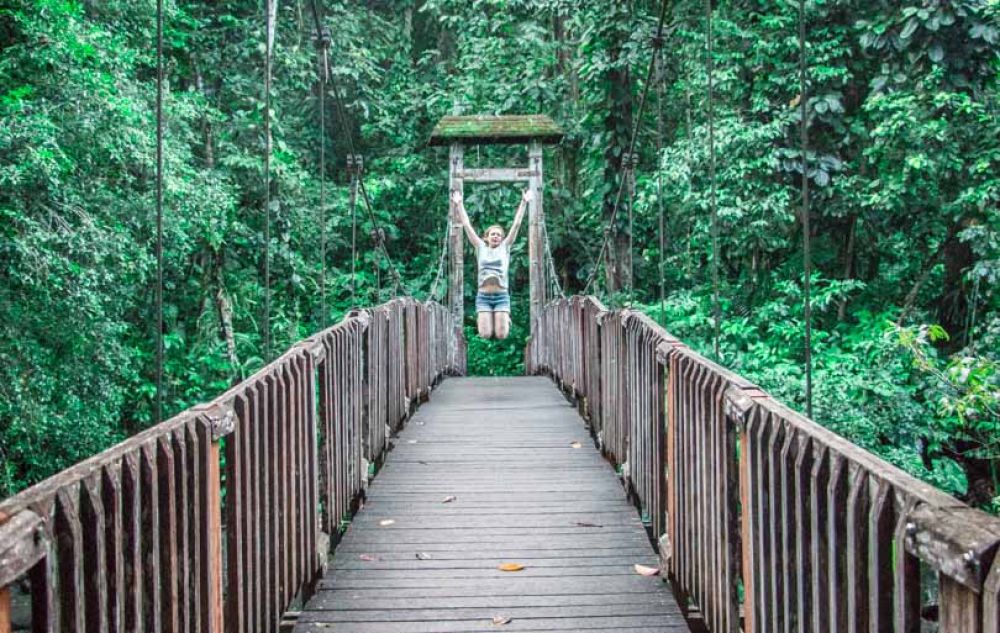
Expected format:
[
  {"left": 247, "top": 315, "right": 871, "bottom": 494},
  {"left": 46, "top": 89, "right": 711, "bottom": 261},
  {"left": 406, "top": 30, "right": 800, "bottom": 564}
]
[
  {"left": 3, "top": 1, "right": 1000, "bottom": 631},
  {"left": 2, "top": 112, "right": 1000, "bottom": 633}
]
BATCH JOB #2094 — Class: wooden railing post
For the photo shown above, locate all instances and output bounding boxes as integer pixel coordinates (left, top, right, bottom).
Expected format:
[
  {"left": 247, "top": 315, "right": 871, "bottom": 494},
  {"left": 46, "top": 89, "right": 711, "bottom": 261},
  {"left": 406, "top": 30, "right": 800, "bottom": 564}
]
[
  {"left": 904, "top": 505, "right": 1000, "bottom": 633},
  {"left": 724, "top": 384, "right": 769, "bottom": 633},
  {"left": 0, "top": 511, "right": 46, "bottom": 633},
  {"left": 655, "top": 343, "right": 673, "bottom": 573},
  {"left": 194, "top": 403, "right": 235, "bottom": 633}
]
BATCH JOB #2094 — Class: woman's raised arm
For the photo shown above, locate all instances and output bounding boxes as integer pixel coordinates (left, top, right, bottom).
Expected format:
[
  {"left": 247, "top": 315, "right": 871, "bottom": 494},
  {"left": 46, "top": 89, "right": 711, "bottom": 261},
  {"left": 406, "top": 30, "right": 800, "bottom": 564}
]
[
  {"left": 451, "top": 190, "right": 483, "bottom": 248},
  {"left": 504, "top": 189, "right": 531, "bottom": 246}
]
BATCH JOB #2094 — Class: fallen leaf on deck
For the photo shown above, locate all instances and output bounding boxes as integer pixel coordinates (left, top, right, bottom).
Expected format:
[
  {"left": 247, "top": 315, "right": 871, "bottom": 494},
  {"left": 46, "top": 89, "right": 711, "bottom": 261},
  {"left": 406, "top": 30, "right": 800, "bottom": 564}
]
[
  {"left": 497, "top": 562, "right": 525, "bottom": 572},
  {"left": 634, "top": 564, "right": 660, "bottom": 576},
  {"left": 574, "top": 521, "right": 603, "bottom": 528},
  {"left": 442, "top": 495, "right": 457, "bottom": 503},
  {"left": 378, "top": 519, "right": 395, "bottom": 527},
  {"left": 492, "top": 615, "right": 512, "bottom": 625},
  {"left": 570, "top": 441, "right": 582, "bottom": 449},
  {"left": 415, "top": 552, "right": 432, "bottom": 560},
  {"left": 358, "top": 554, "right": 379, "bottom": 562}
]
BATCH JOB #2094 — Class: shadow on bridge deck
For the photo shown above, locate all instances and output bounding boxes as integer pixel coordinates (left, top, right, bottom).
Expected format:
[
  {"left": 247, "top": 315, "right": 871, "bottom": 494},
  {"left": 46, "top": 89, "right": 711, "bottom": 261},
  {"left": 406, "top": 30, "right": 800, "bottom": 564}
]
[{"left": 295, "top": 376, "right": 687, "bottom": 632}]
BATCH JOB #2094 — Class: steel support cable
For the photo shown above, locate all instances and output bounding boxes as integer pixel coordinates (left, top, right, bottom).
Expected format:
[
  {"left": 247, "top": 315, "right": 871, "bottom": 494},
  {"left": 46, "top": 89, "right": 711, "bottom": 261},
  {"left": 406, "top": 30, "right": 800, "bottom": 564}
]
[
  {"left": 541, "top": 217, "right": 565, "bottom": 299},
  {"left": 799, "top": 0, "right": 813, "bottom": 416},
  {"left": 706, "top": 0, "right": 721, "bottom": 360},
  {"left": 306, "top": 1, "right": 408, "bottom": 299},
  {"left": 155, "top": 0, "right": 164, "bottom": 422},
  {"left": 357, "top": 177, "right": 408, "bottom": 295},
  {"left": 627, "top": 154, "right": 636, "bottom": 305},
  {"left": 428, "top": 217, "right": 451, "bottom": 302},
  {"left": 262, "top": 0, "right": 275, "bottom": 361},
  {"left": 582, "top": 0, "right": 672, "bottom": 296},
  {"left": 656, "top": 47, "right": 666, "bottom": 326},
  {"left": 313, "top": 9, "right": 330, "bottom": 326},
  {"left": 322, "top": 67, "right": 409, "bottom": 296},
  {"left": 350, "top": 171, "right": 358, "bottom": 304}
]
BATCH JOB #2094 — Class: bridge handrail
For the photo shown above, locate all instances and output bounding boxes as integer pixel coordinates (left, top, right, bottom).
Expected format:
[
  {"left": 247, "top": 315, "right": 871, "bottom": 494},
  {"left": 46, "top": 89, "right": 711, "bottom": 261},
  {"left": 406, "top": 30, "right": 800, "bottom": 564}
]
[
  {"left": 529, "top": 294, "right": 1000, "bottom": 633},
  {"left": 0, "top": 297, "right": 464, "bottom": 633}
]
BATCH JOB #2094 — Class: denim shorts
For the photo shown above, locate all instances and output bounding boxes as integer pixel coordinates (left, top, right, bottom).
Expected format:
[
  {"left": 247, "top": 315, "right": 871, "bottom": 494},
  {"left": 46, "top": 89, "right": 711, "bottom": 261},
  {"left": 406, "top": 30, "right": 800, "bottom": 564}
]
[{"left": 475, "top": 291, "right": 511, "bottom": 313}]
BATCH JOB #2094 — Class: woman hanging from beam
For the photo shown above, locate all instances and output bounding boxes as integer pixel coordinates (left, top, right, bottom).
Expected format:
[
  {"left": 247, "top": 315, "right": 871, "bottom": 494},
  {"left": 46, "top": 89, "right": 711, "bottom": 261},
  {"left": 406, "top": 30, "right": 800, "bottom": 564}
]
[{"left": 450, "top": 188, "right": 531, "bottom": 339}]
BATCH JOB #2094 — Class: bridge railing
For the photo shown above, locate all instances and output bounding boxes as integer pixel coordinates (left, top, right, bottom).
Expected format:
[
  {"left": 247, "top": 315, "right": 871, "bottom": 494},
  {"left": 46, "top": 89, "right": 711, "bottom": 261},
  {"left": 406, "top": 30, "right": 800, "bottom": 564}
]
[
  {"left": 0, "top": 297, "right": 463, "bottom": 633},
  {"left": 529, "top": 295, "right": 1000, "bottom": 633}
]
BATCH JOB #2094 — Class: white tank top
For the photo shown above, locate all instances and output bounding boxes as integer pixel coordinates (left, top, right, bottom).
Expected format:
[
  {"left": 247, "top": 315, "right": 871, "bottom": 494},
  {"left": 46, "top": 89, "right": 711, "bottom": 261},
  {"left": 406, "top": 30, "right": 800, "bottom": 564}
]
[{"left": 477, "top": 242, "right": 509, "bottom": 290}]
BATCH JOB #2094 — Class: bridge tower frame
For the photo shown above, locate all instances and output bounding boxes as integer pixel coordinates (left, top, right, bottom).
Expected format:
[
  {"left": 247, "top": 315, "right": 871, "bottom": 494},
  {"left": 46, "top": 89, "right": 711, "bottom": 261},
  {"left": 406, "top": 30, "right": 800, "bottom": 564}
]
[{"left": 429, "top": 115, "right": 564, "bottom": 335}]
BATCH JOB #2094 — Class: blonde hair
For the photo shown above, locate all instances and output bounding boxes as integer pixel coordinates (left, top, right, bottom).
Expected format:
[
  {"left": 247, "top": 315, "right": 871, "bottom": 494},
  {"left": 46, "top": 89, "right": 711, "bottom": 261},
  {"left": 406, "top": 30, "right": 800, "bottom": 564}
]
[{"left": 483, "top": 224, "right": 505, "bottom": 239}]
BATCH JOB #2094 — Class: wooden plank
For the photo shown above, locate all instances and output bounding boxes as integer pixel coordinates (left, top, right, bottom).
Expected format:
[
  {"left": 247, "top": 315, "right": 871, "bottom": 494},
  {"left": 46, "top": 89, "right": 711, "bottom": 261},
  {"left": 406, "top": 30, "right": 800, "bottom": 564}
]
[
  {"left": 296, "top": 615, "right": 685, "bottom": 632},
  {"left": 296, "top": 377, "right": 685, "bottom": 632}
]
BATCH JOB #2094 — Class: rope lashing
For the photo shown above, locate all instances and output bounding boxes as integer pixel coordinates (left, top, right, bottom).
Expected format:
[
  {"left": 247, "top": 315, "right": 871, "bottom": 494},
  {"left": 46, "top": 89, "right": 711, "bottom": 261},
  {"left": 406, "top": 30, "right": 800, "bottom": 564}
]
[{"left": 582, "top": 0, "right": 672, "bottom": 296}]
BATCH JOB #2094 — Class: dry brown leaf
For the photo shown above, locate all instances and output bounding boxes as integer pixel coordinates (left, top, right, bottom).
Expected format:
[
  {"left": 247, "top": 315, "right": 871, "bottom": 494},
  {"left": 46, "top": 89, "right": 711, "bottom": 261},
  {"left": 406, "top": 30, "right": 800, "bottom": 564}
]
[
  {"left": 574, "top": 521, "right": 603, "bottom": 528},
  {"left": 358, "top": 554, "right": 379, "bottom": 562},
  {"left": 789, "top": 94, "right": 802, "bottom": 108},
  {"left": 442, "top": 495, "right": 457, "bottom": 503},
  {"left": 634, "top": 564, "right": 660, "bottom": 576},
  {"left": 492, "top": 615, "right": 512, "bottom": 625},
  {"left": 497, "top": 562, "right": 525, "bottom": 572},
  {"left": 415, "top": 552, "right": 432, "bottom": 560},
  {"left": 570, "top": 441, "right": 582, "bottom": 449},
  {"left": 378, "top": 519, "right": 395, "bottom": 527}
]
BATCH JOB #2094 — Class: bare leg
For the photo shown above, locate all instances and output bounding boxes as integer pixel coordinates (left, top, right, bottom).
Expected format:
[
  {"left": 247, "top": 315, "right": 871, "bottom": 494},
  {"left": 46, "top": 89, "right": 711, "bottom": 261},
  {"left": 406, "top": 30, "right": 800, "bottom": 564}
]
[
  {"left": 477, "top": 311, "right": 494, "bottom": 339},
  {"left": 493, "top": 312, "right": 511, "bottom": 340}
]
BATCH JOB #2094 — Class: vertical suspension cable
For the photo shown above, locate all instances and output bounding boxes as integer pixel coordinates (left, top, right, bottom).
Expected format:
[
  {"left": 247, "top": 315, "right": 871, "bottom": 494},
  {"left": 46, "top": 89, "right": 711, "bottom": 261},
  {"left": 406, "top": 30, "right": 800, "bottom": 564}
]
[
  {"left": 656, "top": 48, "right": 666, "bottom": 326},
  {"left": 706, "top": 0, "right": 721, "bottom": 359},
  {"left": 317, "top": 29, "right": 328, "bottom": 326},
  {"left": 799, "top": 0, "right": 813, "bottom": 416},
  {"left": 350, "top": 167, "right": 358, "bottom": 305},
  {"left": 263, "top": 0, "right": 274, "bottom": 361},
  {"left": 155, "top": 0, "right": 164, "bottom": 423},
  {"left": 627, "top": 156, "right": 635, "bottom": 305}
]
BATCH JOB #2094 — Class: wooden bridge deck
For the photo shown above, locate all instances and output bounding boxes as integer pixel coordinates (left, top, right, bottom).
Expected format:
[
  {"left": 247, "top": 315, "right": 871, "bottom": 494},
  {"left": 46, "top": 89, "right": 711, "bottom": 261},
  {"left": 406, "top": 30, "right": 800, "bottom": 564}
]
[{"left": 294, "top": 376, "right": 687, "bottom": 633}]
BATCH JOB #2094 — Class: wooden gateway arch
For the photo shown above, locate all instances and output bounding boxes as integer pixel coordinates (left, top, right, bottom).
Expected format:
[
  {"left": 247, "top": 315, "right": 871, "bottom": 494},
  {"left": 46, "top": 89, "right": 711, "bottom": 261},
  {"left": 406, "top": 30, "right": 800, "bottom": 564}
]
[{"left": 428, "top": 114, "right": 564, "bottom": 333}]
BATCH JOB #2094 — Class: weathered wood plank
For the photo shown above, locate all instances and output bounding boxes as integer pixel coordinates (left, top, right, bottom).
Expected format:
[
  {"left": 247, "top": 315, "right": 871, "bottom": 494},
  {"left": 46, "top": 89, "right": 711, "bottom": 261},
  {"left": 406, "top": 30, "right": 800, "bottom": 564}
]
[{"left": 296, "top": 377, "right": 685, "bottom": 632}]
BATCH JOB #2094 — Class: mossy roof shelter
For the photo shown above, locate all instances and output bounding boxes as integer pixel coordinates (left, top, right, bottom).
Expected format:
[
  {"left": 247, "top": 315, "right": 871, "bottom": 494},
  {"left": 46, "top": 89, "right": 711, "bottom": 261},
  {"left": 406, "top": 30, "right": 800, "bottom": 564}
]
[{"left": 428, "top": 115, "right": 564, "bottom": 146}]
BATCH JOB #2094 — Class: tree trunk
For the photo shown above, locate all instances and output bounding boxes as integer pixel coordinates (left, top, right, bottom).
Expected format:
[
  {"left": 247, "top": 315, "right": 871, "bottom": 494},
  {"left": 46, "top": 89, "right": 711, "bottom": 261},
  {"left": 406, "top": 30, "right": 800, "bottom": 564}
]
[
  {"left": 837, "top": 214, "right": 856, "bottom": 321},
  {"left": 212, "top": 249, "right": 240, "bottom": 383}
]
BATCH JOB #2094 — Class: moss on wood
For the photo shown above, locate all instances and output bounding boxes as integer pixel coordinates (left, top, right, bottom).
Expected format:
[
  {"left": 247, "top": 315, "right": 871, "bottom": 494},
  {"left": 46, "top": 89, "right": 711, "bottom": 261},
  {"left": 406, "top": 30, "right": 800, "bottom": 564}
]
[{"left": 429, "top": 115, "right": 564, "bottom": 146}]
